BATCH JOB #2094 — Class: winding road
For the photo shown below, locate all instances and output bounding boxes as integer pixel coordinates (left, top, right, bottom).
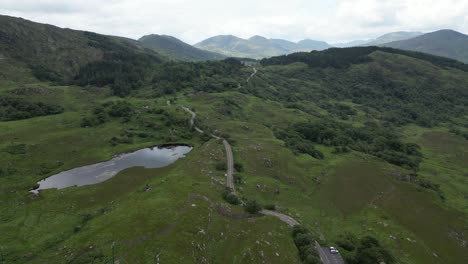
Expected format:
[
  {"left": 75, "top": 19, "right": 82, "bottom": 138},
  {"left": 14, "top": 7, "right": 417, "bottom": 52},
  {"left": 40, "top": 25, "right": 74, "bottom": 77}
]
[
  {"left": 260, "top": 209, "right": 299, "bottom": 227},
  {"left": 246, "top": 67, "right": 257, "bottom": 83},
  {"left": 180, "top": 66, "right": 299, "bottom": 227},
  {"left": 180, "top": 106, "right": 235, "bottom": 194}
]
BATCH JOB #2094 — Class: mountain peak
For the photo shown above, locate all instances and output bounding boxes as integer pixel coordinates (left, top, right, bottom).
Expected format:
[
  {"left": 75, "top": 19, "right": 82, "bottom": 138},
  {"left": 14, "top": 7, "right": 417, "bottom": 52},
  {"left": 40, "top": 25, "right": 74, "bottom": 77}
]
[
  {"left": 138, "top": 34, "right": 225, "bottom": 61},
  {"left": 382, "top": 29, "right": 468, "bottom": 63},
  {"left": 249, "top": 35, "right": 268, "bottom": 41}
]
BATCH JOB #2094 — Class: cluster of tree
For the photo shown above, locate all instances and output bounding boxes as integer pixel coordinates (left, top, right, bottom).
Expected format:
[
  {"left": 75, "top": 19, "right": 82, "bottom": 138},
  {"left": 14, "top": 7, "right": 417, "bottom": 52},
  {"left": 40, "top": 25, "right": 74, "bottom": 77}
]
[
  {"left": 336, "top": 233, "right": 395, "bottom": 264},
  {"left": 261, "top": 46, "right": 468, "bottom": 72},
  {"left": 151, "top": 58, "right": 243, "bottom": 95},
  {"left": 249, "top": 59, "right": 467, "bottom": 128},
  {"left": 278, "top": 120, "right": 422, "bottom": 170},
  {"left": 74, "top": 52, "right": 158, "bottom": 97},
  {"left": 292, "top": 226, "right": 321, "bottom": 264},
  {"left": 81, "top": 101, "right": 134, "bottom": 127},
  {"left": 31, "top": 65, "right": 63, "bottom": 82},
  {"left": 318, "top": 102, "right": 357, "bottom": 120},
  {"left": 0, "top": 96, "right": 63, "bottom": 121},
  {"left": 260, "top": 47, "right": 377, "bottom": 69},
  {"left": 274, "top": 129, "right": 324, "bottom": 160}
]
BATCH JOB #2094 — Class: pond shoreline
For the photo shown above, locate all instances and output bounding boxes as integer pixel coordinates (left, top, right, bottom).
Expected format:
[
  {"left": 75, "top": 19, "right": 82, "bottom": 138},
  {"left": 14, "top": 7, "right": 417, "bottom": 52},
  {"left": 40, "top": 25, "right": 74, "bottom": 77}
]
[{"left": 30, "top": 144, "right": 192, "bottom": 194}]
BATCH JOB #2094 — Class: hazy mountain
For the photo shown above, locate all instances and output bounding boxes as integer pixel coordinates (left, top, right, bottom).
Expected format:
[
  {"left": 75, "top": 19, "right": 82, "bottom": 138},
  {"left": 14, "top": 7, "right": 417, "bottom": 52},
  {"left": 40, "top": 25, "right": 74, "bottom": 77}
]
[
  {"left": 332, "top": 39, "right": 370, "bottom": 48},
  {"left": 365, "top": 31, "right": 423, "bottom": 46},
  {"left": 0, "top": 15, "right": 162, "bottom": 82},
  {"left": 195, "top": 35, "right": 331, "bottom": 59},
  {"left": 297, "top": 39, "right": 332, "bottom": 51},
  {"left": 382, "top": 30, "right": 468, "bottom": 63},
  {"left": 138, "top": 34, "right": 225, "bottom": 61}
]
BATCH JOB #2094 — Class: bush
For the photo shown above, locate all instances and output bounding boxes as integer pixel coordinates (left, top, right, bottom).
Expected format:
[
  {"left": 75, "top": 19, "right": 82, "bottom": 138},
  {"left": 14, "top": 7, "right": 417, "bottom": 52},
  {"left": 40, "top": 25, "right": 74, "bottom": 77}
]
[
  {"left": 244, "top": 200, "right": 262, "bottom": 214},
  {"left": 221, "top": 189, "right": 240, "bottom": 205},
  {"left": 264, "top": 204, "right": 276, "bottom": 210},
  {"left": 234, "top": 162, "right": 244, "bottom": 172},
  {"left": 292, "top": 225, "right": 310, "bottom": 237},
  {"left": 215, "top": 162, "right": 227, "bottom": 171},
  {"left": 294, "top": 233, "right": 314, "bottom": 248},
  {"left": 233, "top": 173, "right": 243, "bottom": 184},
  {"left": 291, "top": 225, "right": 319, "bottom": 263},
  {"left": 336, "top": 232, "right": 358, "bottom": 251},
  {"left": 337, "top": 234, "right": 395, "bottom": 264},
  {"left": 0, "top": 97, "right": 64, "bottom": 121},
  {"left": 277, "top": 120, "right": 423, "bottom": 170},
  {"left": 200, "top": 133, "right": 212, "bottom": 142}
]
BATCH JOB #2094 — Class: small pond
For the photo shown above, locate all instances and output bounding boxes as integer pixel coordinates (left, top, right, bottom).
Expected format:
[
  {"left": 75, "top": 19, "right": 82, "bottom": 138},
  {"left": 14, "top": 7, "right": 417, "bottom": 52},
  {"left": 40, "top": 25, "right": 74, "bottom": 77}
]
[{"left": 31, "top": 145, "right": 192, "bottom": 193}]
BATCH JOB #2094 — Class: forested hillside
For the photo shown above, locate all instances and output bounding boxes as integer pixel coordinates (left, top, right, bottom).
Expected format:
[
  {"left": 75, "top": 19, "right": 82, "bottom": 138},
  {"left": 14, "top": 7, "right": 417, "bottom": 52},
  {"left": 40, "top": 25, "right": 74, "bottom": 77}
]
[{"left": 0, "top": 15, "right": 162, "bottom": 83}]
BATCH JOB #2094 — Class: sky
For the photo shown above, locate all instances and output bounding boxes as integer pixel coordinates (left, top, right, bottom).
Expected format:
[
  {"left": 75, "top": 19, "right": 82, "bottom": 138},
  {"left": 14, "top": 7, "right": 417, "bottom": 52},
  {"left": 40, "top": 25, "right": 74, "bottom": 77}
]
[{"left": 1, "top": 0, "right": 467, "bottom": 44}]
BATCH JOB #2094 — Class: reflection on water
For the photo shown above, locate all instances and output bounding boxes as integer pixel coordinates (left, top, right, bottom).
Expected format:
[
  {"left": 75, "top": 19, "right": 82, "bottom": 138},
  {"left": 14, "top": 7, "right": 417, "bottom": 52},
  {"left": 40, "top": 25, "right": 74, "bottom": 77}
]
[{"left": 31, "top": 145, "right": 192, "bottom": 193}]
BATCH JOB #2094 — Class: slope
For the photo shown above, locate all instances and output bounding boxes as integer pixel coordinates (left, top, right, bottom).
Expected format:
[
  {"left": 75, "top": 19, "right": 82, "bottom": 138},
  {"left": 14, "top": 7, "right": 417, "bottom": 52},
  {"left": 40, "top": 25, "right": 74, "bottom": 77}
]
[
  {"left": 383, "top": 29, "right": 468, "bottom": 63},
  {"left": 0, "top": 15, "right": 162, "bottom": 83},
  {"left": 139, "top": 34, "right": 225, "bottom": 61},
  {"left": 364, "top": 31, "right": 423, "bottom": 46}
]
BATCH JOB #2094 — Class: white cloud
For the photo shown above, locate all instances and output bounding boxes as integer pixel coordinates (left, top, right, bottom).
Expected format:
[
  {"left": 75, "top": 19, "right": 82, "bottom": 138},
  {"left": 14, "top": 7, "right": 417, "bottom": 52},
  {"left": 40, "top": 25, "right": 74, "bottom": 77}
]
[{"left": 0, "top": 0, "right": 467, "bottom": 43}]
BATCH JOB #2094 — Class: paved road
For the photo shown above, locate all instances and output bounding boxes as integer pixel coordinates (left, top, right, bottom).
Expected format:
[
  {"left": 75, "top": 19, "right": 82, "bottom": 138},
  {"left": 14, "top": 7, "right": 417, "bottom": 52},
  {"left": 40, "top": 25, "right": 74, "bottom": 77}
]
[
  {"left": 181, "top": 106, "right": 204, "bottom": 133},
  {"left": 223, "top": 139, "right": 236, "bottom": 194},
  {"left": 261, "top": 210, "right": 299, "bottom": 227},
  {"left": 246, "top": 67, "right": 257, "bottom": 83},
  {"left": 180, "top": 84, "right": 301, "bottom": 230},
  {"left": 315, "top": 242, "right": 345, "bottom": 264},
  {"left": 181, "top": 106, "right": 235, "bottom": 194}
]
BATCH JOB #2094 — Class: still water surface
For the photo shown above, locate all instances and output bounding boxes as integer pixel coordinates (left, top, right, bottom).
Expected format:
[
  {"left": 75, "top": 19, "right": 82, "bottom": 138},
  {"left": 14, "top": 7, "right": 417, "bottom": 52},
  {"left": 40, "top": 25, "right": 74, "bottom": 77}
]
[{"left": 31, "top": 145, "right": 192, "bottom": 193}]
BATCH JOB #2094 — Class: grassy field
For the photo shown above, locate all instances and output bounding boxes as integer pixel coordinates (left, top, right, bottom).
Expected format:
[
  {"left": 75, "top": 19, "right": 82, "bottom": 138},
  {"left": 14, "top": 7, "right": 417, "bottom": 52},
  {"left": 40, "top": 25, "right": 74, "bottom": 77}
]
[
  {"left": 178, "top": 91, "right": 468, "bottom": 264},
  {"left": 1, "top": 79, "right": 467, "bottom": 263}
]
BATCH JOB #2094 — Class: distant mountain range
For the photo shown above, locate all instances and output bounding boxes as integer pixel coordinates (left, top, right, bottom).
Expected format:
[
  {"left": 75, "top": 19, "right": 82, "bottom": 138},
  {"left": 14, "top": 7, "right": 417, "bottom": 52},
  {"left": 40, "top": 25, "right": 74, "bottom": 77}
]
[
  {"left": 364, "top": 31, "right": 423, "bottom": 46},
  {"left": 192, "top": 30, "right": 468, "bottom": 63},
  {"left": 194, "top": 35, "right": 332, "bottom": 59},
  {"left": 3, "top": 14, "right": 466, "bottom": 66},
  {"left": 382, "top": 30, "right": 468, "bottom": 63},
  {"left": 138, "top": 34, "right": 225, "bottom": 61}
]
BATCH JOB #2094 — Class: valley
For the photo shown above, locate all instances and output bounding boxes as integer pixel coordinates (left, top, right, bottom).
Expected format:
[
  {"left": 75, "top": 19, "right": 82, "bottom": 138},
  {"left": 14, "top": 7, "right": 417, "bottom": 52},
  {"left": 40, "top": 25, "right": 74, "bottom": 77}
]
[{"left": 0, "top": 14, "right": 467, "bottom": 264}]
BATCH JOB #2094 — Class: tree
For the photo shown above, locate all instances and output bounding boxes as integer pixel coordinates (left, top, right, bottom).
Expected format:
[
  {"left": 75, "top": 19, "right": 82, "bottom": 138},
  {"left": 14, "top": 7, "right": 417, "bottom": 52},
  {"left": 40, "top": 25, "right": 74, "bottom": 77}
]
[{"left": 244, "top": 200, "right": 262, "bottom": 214}]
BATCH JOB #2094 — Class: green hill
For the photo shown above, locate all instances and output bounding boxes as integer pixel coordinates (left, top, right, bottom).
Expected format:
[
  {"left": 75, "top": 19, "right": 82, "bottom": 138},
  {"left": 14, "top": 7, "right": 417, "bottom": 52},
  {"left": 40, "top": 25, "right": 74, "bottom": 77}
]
[
  {"left": 138, "top": 34, "right": 225, "bottom": 61},
  {"left": 0, "top": 15, "right": 162, "bottom": 84},
  {"left": 383, "top": 30, "right": 468, "bottom": 63}
]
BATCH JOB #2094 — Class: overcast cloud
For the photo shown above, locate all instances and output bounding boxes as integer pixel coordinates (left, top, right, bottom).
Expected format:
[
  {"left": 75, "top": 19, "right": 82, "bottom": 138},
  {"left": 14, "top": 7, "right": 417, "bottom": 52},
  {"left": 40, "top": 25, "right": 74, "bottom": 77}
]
[{"left": 1, "top": 0, "right": 467, "bottom": 44}]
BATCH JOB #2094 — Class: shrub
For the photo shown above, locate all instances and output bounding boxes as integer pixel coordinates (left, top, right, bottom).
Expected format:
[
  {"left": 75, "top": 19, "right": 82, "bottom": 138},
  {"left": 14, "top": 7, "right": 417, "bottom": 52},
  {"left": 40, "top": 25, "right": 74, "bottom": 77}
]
[
  {"left": 244, "top": 200, "right": 262, "bottom": 214},
  {"left": 234, "top": 162, "right": 244, "bottom": 172},
  {"left": 215, "top": 162, "right": 227, "bottom": 171},
  {"left": 336, "top": 232, "right": 358, "bottom": 251},
  {"left": 221, "top": 189, "right": 240, "bottom": 205},
  {"left": 233, "top": 173, "right": 243, "bottom": 184},
  {"left": 337, "top": 234, "right": 395, "bottom": 264}
]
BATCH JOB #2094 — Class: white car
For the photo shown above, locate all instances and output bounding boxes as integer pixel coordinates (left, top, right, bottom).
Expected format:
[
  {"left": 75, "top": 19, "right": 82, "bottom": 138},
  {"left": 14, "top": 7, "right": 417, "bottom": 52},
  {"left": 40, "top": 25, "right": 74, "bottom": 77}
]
[{"left": 329, "top": 247, "right": 339, "bottom": 254}]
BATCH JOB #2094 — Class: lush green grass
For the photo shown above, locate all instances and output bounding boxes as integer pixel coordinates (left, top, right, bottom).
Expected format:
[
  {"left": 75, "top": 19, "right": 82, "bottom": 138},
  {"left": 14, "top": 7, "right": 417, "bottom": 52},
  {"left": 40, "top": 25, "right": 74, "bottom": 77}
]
[
  {"left": 177, "top": 92, "right": 468, "bottom": 264},
  {"left": 1, "top": 58, "right": 468, "bottom": 263}
]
